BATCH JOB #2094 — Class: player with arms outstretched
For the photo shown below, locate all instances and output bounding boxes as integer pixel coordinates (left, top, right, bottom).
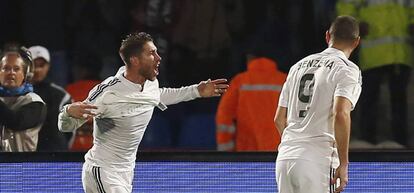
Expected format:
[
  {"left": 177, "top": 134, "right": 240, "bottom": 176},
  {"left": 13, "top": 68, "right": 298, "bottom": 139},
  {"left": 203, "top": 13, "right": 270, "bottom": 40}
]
[{"left": 58, "top": 32, "right": 228, "bottom": 193}]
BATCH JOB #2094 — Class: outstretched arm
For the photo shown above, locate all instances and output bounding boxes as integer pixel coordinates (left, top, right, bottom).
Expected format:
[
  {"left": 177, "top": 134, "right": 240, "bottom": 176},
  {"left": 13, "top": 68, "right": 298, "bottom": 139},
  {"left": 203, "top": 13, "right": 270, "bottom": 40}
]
[{"left": 160, "top": 79, "right": 228, "bottom": 105}]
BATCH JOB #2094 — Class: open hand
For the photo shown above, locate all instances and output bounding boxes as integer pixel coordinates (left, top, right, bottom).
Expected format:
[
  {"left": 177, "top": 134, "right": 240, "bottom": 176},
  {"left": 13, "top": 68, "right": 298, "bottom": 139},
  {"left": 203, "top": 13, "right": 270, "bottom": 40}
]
[
  {"left": 66, "top": 102, "right": 98, "bottom": 119},
  {"left": 197, "top": 79, "right": 229, "bottom": 97}
]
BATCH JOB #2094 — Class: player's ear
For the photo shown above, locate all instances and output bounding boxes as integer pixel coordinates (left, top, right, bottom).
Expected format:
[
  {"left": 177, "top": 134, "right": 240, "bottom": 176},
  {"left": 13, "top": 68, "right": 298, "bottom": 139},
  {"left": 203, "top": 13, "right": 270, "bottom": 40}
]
[
  {"left": 129, "top": 56, "right": 139, "bottom": 66},
  {"left": 325, "top": 30, "right": 331, "bottom": 45},
  {"left": 352, "top": 36, "right": 361, "bottom": 49}
]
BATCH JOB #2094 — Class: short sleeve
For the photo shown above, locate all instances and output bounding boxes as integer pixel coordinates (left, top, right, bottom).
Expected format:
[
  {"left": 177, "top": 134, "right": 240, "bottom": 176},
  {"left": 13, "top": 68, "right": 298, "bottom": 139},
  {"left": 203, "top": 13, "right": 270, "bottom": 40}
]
[
  {"left": 334, "top": 66, "right": 362, "bottom": 110},
  {"left": 278, "top": 66, "right": 296, "bottom": 108},
  {"left": 278, "top": 80, "right": 290, "bottom": 107}
]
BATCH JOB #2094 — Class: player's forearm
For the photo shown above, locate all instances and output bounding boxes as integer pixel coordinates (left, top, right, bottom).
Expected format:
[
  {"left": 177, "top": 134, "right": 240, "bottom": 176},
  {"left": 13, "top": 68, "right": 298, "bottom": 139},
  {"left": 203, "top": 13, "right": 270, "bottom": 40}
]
[
  {"left": 159, "top": 85, "right": 200, "bottom": 105},
  {"left": 274, "top": 106, "right": 287, "bottom": 135},
  {"left": 334, "top": 111, "right": 351, "bottom": 164},
  {"left": 275, "top": 118, "right": 286, "bottom": 135}
]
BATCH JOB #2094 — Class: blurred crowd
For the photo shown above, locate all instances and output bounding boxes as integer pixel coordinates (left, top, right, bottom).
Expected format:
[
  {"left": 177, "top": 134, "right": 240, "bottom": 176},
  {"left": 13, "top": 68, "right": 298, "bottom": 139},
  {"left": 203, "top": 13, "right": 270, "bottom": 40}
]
[{"left": 0, "top": 0, "right": 413, "bottom": 152}]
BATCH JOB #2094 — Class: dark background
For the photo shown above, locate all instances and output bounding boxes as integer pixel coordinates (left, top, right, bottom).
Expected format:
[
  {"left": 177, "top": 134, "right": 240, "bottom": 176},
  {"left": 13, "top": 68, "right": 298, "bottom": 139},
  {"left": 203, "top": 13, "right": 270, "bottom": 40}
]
[{"left": 1, "top": 0, "right": 413, "bottom": 150}]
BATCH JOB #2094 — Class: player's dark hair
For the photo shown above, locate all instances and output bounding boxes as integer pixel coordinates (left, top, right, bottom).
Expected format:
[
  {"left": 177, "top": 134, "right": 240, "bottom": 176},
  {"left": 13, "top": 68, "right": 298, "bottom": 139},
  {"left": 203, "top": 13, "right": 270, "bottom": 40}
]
[
  {"left": 119, "top": 32, "right": 153, "bottom": 66},
  {"left": 329, "top": 15, "right": 359, "bottom": 43}
]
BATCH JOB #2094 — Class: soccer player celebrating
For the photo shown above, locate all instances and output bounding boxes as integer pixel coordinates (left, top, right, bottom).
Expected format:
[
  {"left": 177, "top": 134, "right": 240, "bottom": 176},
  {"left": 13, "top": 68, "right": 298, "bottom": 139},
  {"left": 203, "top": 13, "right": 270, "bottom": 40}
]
[{"left": 58, "top": 32, "right": 228, "bottom": 193}]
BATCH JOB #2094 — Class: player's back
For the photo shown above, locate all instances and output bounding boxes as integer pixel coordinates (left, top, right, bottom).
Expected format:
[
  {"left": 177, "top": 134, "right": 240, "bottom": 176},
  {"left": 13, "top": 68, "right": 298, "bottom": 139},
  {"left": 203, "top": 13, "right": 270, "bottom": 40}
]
[{"left": 277, "top": 47, "right": 360, "bottom": 165}]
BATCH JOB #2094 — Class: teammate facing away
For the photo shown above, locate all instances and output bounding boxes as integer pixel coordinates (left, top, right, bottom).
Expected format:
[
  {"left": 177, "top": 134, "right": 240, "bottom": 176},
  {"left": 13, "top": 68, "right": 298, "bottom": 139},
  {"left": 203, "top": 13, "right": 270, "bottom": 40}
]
[
  {"left": 58, "top": 32, "right": 228, "bottom": 193},
  {"left": 274, "top": 16, "right": 362, "bottom": 193}
]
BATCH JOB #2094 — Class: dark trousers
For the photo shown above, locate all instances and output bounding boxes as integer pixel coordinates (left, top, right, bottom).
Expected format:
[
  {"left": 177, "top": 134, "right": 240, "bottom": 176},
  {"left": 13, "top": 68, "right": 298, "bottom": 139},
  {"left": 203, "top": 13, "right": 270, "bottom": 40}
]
[{"left": 360, "top": 64, "right": 411, "bottom": 145}]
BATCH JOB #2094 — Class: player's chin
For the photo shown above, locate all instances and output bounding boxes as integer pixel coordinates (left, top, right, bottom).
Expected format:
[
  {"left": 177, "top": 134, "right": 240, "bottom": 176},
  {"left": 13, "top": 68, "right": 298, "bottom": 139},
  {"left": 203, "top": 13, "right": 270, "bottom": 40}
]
[
  {"left": 150, "top": 71, "right": 159, "bottom": 80},
  {"left": 148, "top": 75, "right": 157, "bottom": 81}
]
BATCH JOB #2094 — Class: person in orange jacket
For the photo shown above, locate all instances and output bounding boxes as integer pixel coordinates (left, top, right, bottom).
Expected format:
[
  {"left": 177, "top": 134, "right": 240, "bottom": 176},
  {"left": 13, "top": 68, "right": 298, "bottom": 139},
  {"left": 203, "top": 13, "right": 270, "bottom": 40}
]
[
  {"left": 216, "top": 55, "right": 287, "bottom": 151},
  {"left": 65, "top": 60, "right": 101, "bottom": 152}
]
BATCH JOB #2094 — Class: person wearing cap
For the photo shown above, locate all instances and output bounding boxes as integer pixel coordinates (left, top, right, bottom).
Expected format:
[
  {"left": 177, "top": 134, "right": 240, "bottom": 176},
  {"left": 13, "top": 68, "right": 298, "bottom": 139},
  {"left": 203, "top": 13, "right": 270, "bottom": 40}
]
[{"left": 28, "top": 45, "right": 73, "bottom": 152}]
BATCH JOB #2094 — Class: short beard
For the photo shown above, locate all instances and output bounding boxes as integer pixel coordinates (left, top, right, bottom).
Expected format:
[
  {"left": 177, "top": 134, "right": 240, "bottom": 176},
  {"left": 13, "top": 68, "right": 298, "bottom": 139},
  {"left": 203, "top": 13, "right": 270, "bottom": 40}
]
[{"left": 138, "top": 68, "right": 154, "bottom": 81}]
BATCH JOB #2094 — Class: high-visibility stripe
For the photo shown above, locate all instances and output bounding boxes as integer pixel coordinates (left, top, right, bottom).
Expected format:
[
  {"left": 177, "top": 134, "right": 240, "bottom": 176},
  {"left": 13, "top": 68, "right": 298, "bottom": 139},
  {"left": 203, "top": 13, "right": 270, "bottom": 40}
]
[
  {"left": 217, "top": 124, "right": 236, "bottom": 133},
  {"left": 93, "top": 166, "right": 106, "bottom": 193},
  {"left": 365, "top": 0, "right": 411, "bottom": 6},
  {"left": 240, "top": 84, "right": 282, "bottom": 91},
  {"left": 339, "top": 0, "right": 359, "bottom": 4},
  {"left": 218, "top": 141, "right": 235, "bottom": 151},
  {"left": 361, "top": 36, "right": 409, "bottom": 49},
  {"left": 339, "top": 0, "right": 413, "bottom": 9}
]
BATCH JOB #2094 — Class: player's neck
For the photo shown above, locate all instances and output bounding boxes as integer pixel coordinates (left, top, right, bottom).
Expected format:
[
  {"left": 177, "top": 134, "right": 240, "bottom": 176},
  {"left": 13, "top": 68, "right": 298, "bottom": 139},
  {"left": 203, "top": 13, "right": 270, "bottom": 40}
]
[
  {"left": 330, "top": 44, "right": 353, "bottom": 59},
  {"left": 123, "top": 71, "right": 145, "bottom": 86}
]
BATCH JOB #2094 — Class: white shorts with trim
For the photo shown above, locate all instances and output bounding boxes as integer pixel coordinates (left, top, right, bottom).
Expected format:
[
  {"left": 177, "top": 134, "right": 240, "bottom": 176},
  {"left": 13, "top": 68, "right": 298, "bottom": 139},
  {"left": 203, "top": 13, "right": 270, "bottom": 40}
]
[
  {"left": 82, "top": 162, "right": 134, "bottom": 193},
  {"left": 276, "top": 159, "right": 336, "bottom": 193}
]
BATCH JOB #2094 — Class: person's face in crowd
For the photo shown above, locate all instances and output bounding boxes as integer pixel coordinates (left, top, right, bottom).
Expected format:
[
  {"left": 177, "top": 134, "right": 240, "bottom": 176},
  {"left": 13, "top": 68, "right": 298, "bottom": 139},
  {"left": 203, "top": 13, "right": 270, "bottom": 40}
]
[
  {"left": 137, "top": 41, "right": 162, "bottom": 81},
  {"left": 32, "top": 58, "right": 50, "bottom": 84},
  {"left": 0, "top": 53, "right": 26, "bottom": 89}
]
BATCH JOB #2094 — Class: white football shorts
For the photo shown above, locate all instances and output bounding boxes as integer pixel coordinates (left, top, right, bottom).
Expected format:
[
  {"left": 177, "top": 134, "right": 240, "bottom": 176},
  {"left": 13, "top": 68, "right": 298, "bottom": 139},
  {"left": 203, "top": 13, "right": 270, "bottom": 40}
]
[
  {"left": 82, "top": 162, "right": 134, "bottom": 193},
  {"left": 276, "top": 159, "right": 336, "bottom": 193}
]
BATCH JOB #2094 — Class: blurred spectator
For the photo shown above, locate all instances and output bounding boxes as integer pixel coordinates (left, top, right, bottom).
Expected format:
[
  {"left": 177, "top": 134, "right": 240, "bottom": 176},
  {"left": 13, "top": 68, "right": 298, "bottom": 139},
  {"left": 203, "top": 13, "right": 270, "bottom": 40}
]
[
  {"left": 66, "top": 57, "right": 102, "bottom": 102},
  {"left": 216, "top": 55, "right": 287, "bottom": 151},
  {"left": 28, "top": 45, "right": 73, "bottom": 152},
  {"left": 65, "top": 57, "right": 101, "bottom": 152},
  {"left": 0, "top": 47, "right": 46, "bottom": 152},
  {"left": 337, "top": 0, "right": 413, "bottom": 148}
]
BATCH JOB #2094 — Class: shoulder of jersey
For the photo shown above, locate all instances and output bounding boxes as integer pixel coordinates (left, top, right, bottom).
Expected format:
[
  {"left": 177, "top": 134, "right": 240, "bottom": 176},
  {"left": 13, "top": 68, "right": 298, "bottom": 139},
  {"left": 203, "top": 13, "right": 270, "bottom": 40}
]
[
  {"left": 330, "top": 56, "right": 359, "bottom": 71},
  {"left": 87, "top": 76, "right": 122, "bottom": 102}
]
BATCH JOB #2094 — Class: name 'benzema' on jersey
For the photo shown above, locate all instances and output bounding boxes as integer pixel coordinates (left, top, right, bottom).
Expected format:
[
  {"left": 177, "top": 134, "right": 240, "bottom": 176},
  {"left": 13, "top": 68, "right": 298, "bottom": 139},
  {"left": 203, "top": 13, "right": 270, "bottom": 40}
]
[{"left": 296, "top": 58, "right": 335, "bottom": 70}]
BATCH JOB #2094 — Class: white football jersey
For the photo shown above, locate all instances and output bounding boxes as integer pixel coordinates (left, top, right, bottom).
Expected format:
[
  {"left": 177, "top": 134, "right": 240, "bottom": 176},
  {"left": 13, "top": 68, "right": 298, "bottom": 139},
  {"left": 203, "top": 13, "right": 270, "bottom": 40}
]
[
  {"left": 277, "top": 47, "right": 362, "bottom": 167},
  {"left": 58, "top": 67, "right": 200, "bottom": 172}
]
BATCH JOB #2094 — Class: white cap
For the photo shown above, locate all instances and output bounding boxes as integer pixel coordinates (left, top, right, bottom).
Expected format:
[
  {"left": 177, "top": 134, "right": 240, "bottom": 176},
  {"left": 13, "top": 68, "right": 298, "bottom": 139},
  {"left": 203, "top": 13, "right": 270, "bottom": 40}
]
[{"left": 28, "top": 45, "right": 50, "bottom": 63}]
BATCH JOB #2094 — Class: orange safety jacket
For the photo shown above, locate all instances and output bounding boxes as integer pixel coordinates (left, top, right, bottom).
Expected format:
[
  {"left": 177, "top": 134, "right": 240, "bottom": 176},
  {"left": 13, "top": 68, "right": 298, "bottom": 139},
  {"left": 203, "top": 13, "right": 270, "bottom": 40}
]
[
  {"left": 216, "top": 57, "right": 287, "bottom": 151},
  {"left": 65, "top": 80, "right": 101, "bottom": 151}
]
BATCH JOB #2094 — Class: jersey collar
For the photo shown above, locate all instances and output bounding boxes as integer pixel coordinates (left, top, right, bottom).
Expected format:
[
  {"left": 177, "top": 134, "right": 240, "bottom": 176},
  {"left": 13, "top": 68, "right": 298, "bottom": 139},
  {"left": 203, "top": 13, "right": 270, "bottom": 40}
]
[
  {"left": 322, "top": 47, "right": 347, "bottom": 60},
  {"left": 115, "top": 66, "right": 143, "bottom": 91}
]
